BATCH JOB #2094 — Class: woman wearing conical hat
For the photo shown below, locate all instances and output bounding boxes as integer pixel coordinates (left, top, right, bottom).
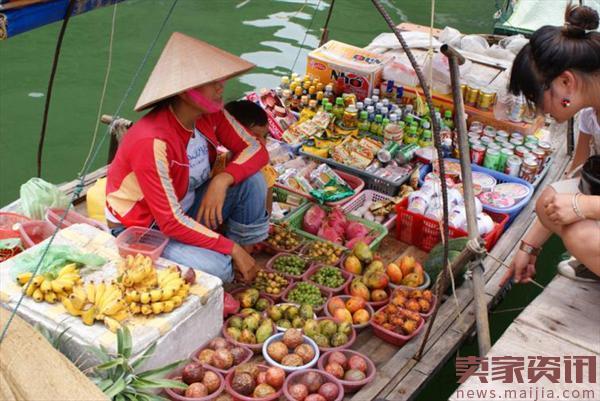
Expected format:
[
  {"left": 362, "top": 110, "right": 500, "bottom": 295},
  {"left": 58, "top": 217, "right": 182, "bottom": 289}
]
[{"left": 106, "top": 33, "right": 269, "bottom": 283}]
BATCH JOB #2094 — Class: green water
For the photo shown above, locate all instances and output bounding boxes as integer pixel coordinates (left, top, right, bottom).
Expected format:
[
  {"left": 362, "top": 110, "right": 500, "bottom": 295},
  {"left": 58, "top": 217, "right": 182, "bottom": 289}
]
[{"left": 0, "top": 0, "right": 497, "bottom": 204}]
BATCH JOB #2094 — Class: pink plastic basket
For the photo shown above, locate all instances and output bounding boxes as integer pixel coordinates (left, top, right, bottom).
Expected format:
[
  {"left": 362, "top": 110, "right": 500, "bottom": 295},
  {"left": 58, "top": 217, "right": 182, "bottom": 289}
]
[
  {"left": 45, "top": 207, "right": 108, "bottom": 232},
  {"left": 0, "top": 212, "right": 30, "bottom": 239},
  {"left": 190, "top": 338, "right": 253, "bottom": 375},
  {"left": 340, "top": 190, "right": 397, "bottom": 230},
  {"left": 317, "top": 349, "right": 376, "bottom": 393},
  {"left": 283, "top": 369, "right": 344, "bottom": 401},
  {"left": 164, "top": 365, "right": 225, "bottom": 401},
  {"left": 370, "top": 305, "right": 425, "bottom": 347},
  {"left": 221, "top": 314, "right": 276, "bottom": 354},
  {"left": 323, "top": 295, "right": 374, "bottom": 331},
  {"left": 18, "top": 220, "right": 56, "bottom": 248},
  {"left": 281, "top": 282, "right": 331, "bottom": 315},
  {"left": 265, "top": 252, "right": 312, "bottom": 281},
  {"left": 343, "top": 284, "right": 391, "bottom": 309},
  {"left": 275, "top": 169, "right": 365, "bottom": 207},
  {"left": 225, "top": 364, "right": 284, "bottom": 401},
  {"left": 305, "top": 264, "right": 353, "bottom": 296},
  {"left": 312, "top": 317, "right": 356, "bottom": 353},
  {"left": 116, "top": 226, "right": 168, "bottom": 261}
]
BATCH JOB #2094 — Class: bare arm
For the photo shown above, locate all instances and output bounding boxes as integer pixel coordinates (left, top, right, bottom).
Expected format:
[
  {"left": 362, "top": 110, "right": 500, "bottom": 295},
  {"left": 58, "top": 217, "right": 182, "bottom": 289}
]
[{"left": 565, "top": 131, "right": 593, "bottom": 176}]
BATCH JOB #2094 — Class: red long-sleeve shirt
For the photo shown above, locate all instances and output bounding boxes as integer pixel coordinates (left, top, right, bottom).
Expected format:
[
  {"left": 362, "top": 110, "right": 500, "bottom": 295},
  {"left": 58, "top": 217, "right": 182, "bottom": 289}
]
[{"left": 106, "top": 105, "right": 268, "bottom": 255}]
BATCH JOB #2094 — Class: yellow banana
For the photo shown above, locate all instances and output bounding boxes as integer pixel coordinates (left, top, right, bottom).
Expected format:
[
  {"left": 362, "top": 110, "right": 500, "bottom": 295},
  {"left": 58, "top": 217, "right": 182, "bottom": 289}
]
[
  {"left": 32, "top": 289, "right": 44, "bottom": 302},
  {"left": 71, "top": 286, "right": 87, "bottom": 302},
  {"left": 85, "top": 283, "right": 96, "bottom": 304},
  {"left": 51, "top": 279, "right": 71, "bottom": 293},
  {"left": 32, "top": 275, "right": 44, "bottom": 287},
  {"left": 110, "top": 308, "right": 129, "bottom": 322},
  {"left": 150, "top": 289, "right": 163, "bottom": 303},
  {"left": 44, "top": 292, "right": 58, "bottom": 304},
  {"left": 122, "top": 275, "right": 134, "bottom": 288},
  {"left": 171, "top": 295, "right": 183, "bottom": 308},
  {"left": 103, "top": 317, "right": 121, "bottom": 333},
  {"left": 140, "top": 292, "right": 151, "bottom": 305},
  {"left": 58, "top": 263, "right": 77, "bottom": 277},
  {"left": 81, "top": 307, "right": 97, "bottom": 325},
  {"left": 94, "top": 283, "right": 106, "bottom": 306},
  {"left": 129, "top": 302, "right": 141, "bottom": 314},
  {"left": 163, "top": 300, "right": 175, "bottom": 313},
  {"left": 151, "top": 302, "right": 164, "bottom": 314},
  {"left": 141, "top": 304, "right": 153, "bottom": 315},
  {"left": 16, "top": 272, "right": 33, "bottom": 285},
  {"left": 160, "top": 287, "right": 175, "bottom": 301},
  {"left": 69, "top": 293, "right": 86, "bottom": 310},
  {"left": 62, "top": 298, "right": 83, "bottom": 316},
  {"left": 125, "top": 290, "right": 140, "bottom": 303},
  {"left": 125, "top": 254, "right": 135, "bottom": 268},
  {"left": 24, "top": 283, "right": 38, "bottom": 297},
  {"left": 40, "top": 279, "right": 53, "bottom": 293},
  {"left": 101, "top": 297, "right": 125, "bottom": 316}
]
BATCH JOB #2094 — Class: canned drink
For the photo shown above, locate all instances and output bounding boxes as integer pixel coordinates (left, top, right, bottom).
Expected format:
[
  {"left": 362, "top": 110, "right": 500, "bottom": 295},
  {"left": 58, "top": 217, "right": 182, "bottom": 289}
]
[
  {"left": 483, "top": 148, "right": 500, "bottom": 170},
  {"left": 498, "top": 148, "right": 514, "bottom": 172},
  {"left": 505, "top": 155, "right": 522, "bottom": 177},
  {"left": 461, "top": 84, "right": 468, "bottom": 100},
  {"left": 514, "top": 146, "right": 529, "bottom": 159},
  {"left": 469, "top": 138, "right": 482, "bottom": 148},
  {"left": 395, "top": 143, "right": 420, "bottom": 164},
  {"left": 470, "top": 121, "right": 484, "bottom": 132},
  {"left": 470, "top": 144, "right": 486, "bottom": 165},
  {"left": 520, "top": 158, "right": 538, "bottom": 182},
  {"left": 511, "top": 132, "right": 524, "bottom": 141},
  {"left": 466, "top": 86, "right": 480, "bottom": 106},
  {"left": 538, "top": 141, "right": 553, "bottom": 158},
  {"left": 525, "top": 142, "right": 538, "bottom": 152},
  {"left": 480, "top": 136, "right": 493, "bottom": 146},
  {"left": 502, "top": 143, "right": 516, "bottom": 152},
  {"left": 487, "top": 143, "right": 501, "bottom": 152},
  {"left": 468, "top": 132, "right": 481, "bottom": 140},
  {"left": 510, "top": 137, "right": 524, "bottom": 147},
  {"left": 377, "top": 141, "right": 401, "bottom": 163},
  {"left": 496, "top": 130, "right": 510, "bottom": 141},
  {"left": 509, "top": 95, "right": 525, "bottom": 122},
  {"left": 525, "top": 135, "right": 539, "bottom": 145},
  {"left": 477, "top": 90, "right": 496, "bottom": 111},
  {"left": 495, "top": 137, "right": 509, "bottom": 146},
  {"left": 483, "top": 126, "right": 497, "bottom": 139},
  {"left": 532, "top": 148, "right": 546, "bottom": 169}
]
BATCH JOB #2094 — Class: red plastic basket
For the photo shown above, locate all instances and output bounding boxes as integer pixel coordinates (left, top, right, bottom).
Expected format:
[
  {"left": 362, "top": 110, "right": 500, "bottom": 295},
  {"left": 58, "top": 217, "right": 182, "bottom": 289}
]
[
  {"left": 224, "top": 364, "right": 284, "bottom": 401},
  {"left": 116, "top": 226, "right": 168, "bottom": 261},
  {"left": 0, "top": 212, "right": 30, "bottom": 238},
  {"left": 394, "top": 198, "right": 509, "bottom": 252},
  {"left": 190, "top": 339, "right": 253, "bottom": 375},
  {"left": 370, "top": 305, "right": 425, "bottom": 347},
  {"left": 340, "top": 190, "right": 397, "bottom": 230},
  {"left": 317, "top": 349, "right": 376, "bottom": 393},
  {"left": 18, "top": 220, "right": 57, "bottom": 249},
  {"left": 312, "top": 317, "right": 356, "bottom": 353},
  {"left": 323, "top": 295, "right": 375, "bottom": 331},
  {"left": 283, "top": 369, "right": 344, "bottom": 401},
  {"left": 265, "top": 252, "right": 312, "bottom": 281},
  {"left": 164, "top": 365, "right": 225, "bottom": 401},
  {"left": 275, "top": 169, "right": 365, "bottom": 207}
]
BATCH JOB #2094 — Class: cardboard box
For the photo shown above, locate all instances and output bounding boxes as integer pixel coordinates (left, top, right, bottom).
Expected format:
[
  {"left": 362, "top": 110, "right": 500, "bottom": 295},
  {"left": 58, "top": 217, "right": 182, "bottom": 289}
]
[
  {"left": 246, "top": 90, "right": 297, "bottom": 141},
  {"left": 306, "top": 40, "right": 393, "bottom": 100}
]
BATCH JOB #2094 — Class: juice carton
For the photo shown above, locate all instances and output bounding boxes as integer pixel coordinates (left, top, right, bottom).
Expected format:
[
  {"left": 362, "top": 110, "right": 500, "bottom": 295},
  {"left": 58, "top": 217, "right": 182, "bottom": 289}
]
[{"left": 306, "top": 40, "right": 393, "bottom": 100}]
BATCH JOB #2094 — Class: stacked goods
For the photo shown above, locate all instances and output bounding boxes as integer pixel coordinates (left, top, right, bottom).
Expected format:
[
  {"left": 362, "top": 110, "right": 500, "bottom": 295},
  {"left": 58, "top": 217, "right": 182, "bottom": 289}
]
[
  {"left": 284, "top": 370, "right": 343, "bottom": 401},
  {"left": 386, "top": 255, "right": 427, "bottom": 288},
  {"left": 170, "top": 362, "right": 222, "bottom": 398},
  {"left": 265, "top": 224, "right": 303, "bottom": 252},
  {"left": 16, "top": 263, "right": 82, "bottom": 304},
  {"left": 61, "top": 282, "right": 128, "bottom": 332},
  {"left": 326, "top": 296, "right": 372, "bottom": 327},
  {"left": 120, "top": 259, "right": 191, "bottom": 316},
  {"left": 224, "top": 313, "right": 275, "bottom": 346},
  {"left": 266, "top": 329, "right": 317, "bottom": 368},
  {"left": 302, "top": 205, "right": 375, "bottom": 249},
  {"left": 302, "top": 318, "right": 354, "bottom": 350},
  {"left": 233, "top": 288, "right": 272, "bottom": 314},
  {"left": 265, "top": 303, "right": 315, "bottom": 330},
  {"left": 228, "top": 363, "right": 286, "bottom": 399},
  {"left": 194, "top": 337, "right": 252, "bottom": 373},
  {"left": 285, "top": 283, "right": 327, "bottom": 309},
  {"left": 322, "top": 351, "right": 370, "bottom": 383},
  {"left": 303, "top": 241, "right": 344, "bottom": 266},
  {"left": 251, "top": 270, "right": 290, "bottom": 298},
  {"left": 270, "top": 254, "right": 310, "bottom": 278}
]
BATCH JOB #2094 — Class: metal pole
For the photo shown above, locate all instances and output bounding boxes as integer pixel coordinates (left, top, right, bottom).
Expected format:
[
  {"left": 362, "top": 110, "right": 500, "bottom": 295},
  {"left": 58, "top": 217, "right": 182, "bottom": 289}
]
[
  {"left": 441, "top": 44, "right": 491, "bottom": 355},
  {"left": 319, "top": 0, "right": 335, "bottom": 47}
]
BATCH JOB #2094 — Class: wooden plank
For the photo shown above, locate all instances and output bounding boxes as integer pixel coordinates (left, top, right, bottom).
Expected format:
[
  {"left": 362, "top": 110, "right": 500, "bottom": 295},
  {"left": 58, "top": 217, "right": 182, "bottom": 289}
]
[
  {"left": 385, "top": 368, "right": 430, "bottom": 401},
  {"left": 514, "top": 276, "right": 600, "bottom": 354}
]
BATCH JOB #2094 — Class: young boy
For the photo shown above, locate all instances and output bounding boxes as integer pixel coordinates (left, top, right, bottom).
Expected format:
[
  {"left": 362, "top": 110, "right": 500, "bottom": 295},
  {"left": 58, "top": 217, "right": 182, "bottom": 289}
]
[{"left": 225, "top": 100, "right": 276, "bottom": 214}]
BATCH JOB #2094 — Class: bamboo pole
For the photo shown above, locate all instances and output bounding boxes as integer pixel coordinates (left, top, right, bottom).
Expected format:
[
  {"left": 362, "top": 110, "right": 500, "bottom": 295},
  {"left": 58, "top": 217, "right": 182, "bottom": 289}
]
[{"left": 441, "top": 43, "right": 491, "bottom": 355}]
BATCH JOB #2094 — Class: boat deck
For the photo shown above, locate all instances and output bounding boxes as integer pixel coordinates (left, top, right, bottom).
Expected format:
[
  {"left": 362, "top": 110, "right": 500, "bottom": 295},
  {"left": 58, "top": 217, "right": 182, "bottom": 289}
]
[{"left": 449, "top": 275, "right": 600, "bottom": 400}]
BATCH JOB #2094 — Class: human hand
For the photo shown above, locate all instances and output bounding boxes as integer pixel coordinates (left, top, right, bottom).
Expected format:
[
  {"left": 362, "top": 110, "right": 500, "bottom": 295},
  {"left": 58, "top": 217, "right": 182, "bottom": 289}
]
[
  {"left": 231, "top": 243, "right": 258, "bottom": 283},
  {"left": 500, "top": 250, "right": 537, "bottom": 286},
  {"left": 544, "top": 193, "right": 583, "bottom": 226},
  {"left": 197, "top": 173, "right": 233, "bottom": 229}
]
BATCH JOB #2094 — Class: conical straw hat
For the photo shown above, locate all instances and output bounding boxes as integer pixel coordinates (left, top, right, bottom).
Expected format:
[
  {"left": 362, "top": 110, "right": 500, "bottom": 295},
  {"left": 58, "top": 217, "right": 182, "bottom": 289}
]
[{"left": 134, "top": 32, "right": 255, "bottom": 111}]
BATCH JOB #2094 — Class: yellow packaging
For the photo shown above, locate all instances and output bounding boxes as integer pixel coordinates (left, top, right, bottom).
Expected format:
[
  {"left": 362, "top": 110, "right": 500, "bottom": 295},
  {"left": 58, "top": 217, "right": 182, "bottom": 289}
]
[
  {"left": 306, "top": 40, "right": 392, "bottom": 100},
  {"left": 86, "top": 178, "right": 107, "bottom": 223}
]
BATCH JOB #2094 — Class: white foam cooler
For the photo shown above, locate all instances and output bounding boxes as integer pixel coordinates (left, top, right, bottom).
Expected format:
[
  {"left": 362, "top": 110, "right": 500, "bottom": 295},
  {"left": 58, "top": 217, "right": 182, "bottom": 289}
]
[{"left": 0, "top": 224, "right": 224, "bottom": 371}]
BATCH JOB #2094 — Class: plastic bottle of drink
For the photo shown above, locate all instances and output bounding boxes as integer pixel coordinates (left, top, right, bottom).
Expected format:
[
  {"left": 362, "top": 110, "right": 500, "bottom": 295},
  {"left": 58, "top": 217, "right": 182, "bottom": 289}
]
[
  {"left": 333, "top": 97, "right": 346, "bottom": 121},
  {"left": 356, "top": 101, "right": 364, "bottom": 113},
  {"left": 308, "top": 85, "right": 317, "bottom": 100},
  {"left": 381, "top": 117, "right": 390, "bottom": 136},
  {"left": 404, "top": 125, "right": 419, "bottom": 145},
  {"left": 443, "top": 110, "right": 455, "bottom": 130},
  {"left": 419, "top": 129, "right": 433, "bottom": 147},
  {"left": 375, "top": 102, "right": 383, "bottom": 115},
  {"left": 419, "top": 119, "right": 431, "bottom": 137},
  {"left": 290, "top": 86, "right": 303, "bottom": 111},
  {"left": 281, "top": 89, "right": 292, "bottom": 108},
  {"left": 316, "top": 90, "right": 324, "bottom": 106},
  {"left": 280, "top": 76, "right": 290, "bottom": 90},
  {"left": 370, "top": 115, "right": 383, "bottom": 136},
  {"left": 373, "top": 88, "right": 381, "bottom": 98},
  {"left": 364, "top": 98, "right": 373, "bottom": 108},
  {"left": 366, "top": 106, "right": 376, "bottom": 122},
  {"left": 403, "top": 104, "right": 414, "bottom": 120},
  {"left": 358, "top": 111, "right": 370, "bottom": 135},
  {"left": 372, "top": 95, "right": 380, "bottom": 104},
  {"left": 316, "top": 82, "right": 324, "bottom": 93},
  {"left": 324, "top": 84, "right": 335, "bottom": 103},
  {"left": 275, "top": 86, "right": 283, "bottom": 98},
  {"left": 302, "top": 81, "right": 311, "bottom": 96},
  {"left": 384, "top": 113, "right": 404, "bottom": 143}
]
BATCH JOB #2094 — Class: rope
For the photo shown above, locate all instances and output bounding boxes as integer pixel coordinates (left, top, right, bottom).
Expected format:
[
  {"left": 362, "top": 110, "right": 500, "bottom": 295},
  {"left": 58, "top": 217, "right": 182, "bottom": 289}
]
[
  {"left": 485, "top": 252, "right": 546, "bottom": 289},
  {"left": 0, "top": 0, "right": 180, "bottom": 344},
  {"left": 427, "top": 0, "right": 435, "bottom": 90},
  {"left": 36, "top": 0, "right": 76, "bottom": 178},
  {"left": 79, "top": 2, "right": 118, "bottom": 176},
  {"left": 290, "top": 0, "right": 322, "bottom": 74}
]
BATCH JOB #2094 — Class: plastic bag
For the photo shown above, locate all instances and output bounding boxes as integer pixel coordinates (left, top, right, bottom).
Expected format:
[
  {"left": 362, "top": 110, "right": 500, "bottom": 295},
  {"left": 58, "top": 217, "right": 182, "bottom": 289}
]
[
  {"left": 485, "top": 44, "right": 515, "bottom": 61},
  {"left": 20, "top": 178, "right": 70, "bottom": 220},
  {"left": 460, "top": 35, "right": 489, "bottom": 53},
  {"left": 10, "top": 244, "right": 106, "bottom": 280},
  {"left": 499, "top": 34, "right": 529, "bottom": 55},
  {"left": 439, "top": 26, "right": 462, "bottom": 48},
  {"left": 422, "top": 53, "right": 472, "bottom": 86}
]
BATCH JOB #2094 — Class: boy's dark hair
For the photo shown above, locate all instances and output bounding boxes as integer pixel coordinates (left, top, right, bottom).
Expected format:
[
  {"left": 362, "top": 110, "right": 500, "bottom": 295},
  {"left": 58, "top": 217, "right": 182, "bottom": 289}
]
[
  {"left": 225, "top": 100, "right": 268, "bottom": 128},
  {"left": 509, "top": 4, "right": 600, "bottom": 109}
]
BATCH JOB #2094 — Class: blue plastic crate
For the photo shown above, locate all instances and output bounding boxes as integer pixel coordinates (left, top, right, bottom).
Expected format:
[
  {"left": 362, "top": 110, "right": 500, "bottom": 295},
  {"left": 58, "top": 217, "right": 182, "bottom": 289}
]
[{"left": 418, "top": 158, "right": 534, "bottom": 224}]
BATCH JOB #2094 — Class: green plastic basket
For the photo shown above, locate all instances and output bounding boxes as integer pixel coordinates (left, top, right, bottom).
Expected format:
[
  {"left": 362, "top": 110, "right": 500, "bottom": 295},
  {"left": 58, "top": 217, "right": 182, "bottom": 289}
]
[
  {"left": 271, "top": 187, "right": 308, "bottom": 224},
  {"left": 286, "top": 202, "right": 388, "bottom": 251}
]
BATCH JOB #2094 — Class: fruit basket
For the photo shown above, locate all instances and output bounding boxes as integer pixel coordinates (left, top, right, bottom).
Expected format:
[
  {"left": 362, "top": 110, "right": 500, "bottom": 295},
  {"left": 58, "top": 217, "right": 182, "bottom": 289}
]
[
  {"left": 388, "top": 271, "right": 431, "bottom": 291},
  {"left": 222, "top": 313, "right": 277, "bottom": 354},
  {"left": 300, "top": 241, "right": 346, "bottom": 267},
  {"left": 261, "top": 224, "right": 305, "bottom": 255},
  {"left": 250, "top": 270, "right": 293, "bottom": 302},
  {"left": 344, "top": 282, "right": 391, "bottom": 309},
  {"left": 282, "top": 282, "right": 331, "bottom": 315},
  {"left": 340, "top": 190, "right": 398, "bottom": 230},
  {"left": 265, "top": 253, "right": 312, "bottom": 281},
  {"left": 271, "top": 187, "right": 309, "bottom": 224},
  {"left": 317, "top": 350, "right": 376, "bottom": 393},
  {"left": 389, "top": 287, "right": 437, "bottom": 320},
  {"left": 262, "top": 332, "right": 320, "bottom": 373},
  {"left": 370, "top": 304, "right": 425, "bottom": 347},
  {"left": 225, "top": 364, "right": 285, "bottom": 401},
  {"left": 283, "top": 369, "right": 344, "bottom": 401},
  {"left": 310, "top": 317, "right": 356, "bottom": 353},
  {"left": 229, "top": 287, "right": 274, "bottom": 314},
  {"left": 324, "top": 295, "right": 374, "bottom": 331},
  {"left": 116, "top": 226, "right": 168, "bottom": 261},
  {"left": 305, "top": 264, "right": 353, "bottom": 296},
  {"left": 191, "top": 337, "right": 253, "bottom": 375},
  {"left": 267, "top": 302, "right": 318, "bottom": 332},
  {"left": 165, "top": 364, "right": 225, "bottom": 401}
]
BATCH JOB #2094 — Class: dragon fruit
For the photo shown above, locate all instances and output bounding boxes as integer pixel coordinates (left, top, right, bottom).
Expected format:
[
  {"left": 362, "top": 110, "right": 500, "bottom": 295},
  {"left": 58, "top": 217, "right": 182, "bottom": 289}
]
[
  {"left": 303, "top": 205, "right": 326, "bottom": 234},
  {"left": 327, "top": 208, "right": 348, "bottom": 237},
  {"left": 345, "top": 221, "right": 370, "bottom": 240},
  {"left": 318, "top": 223, "right": 344, "bottom": 244}
]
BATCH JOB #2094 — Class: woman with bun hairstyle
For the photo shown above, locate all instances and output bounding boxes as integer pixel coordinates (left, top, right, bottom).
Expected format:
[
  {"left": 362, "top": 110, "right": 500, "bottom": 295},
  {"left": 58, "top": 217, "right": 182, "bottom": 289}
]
[{"left": 501, "top": 4, "right": 600, "bottom": 285}]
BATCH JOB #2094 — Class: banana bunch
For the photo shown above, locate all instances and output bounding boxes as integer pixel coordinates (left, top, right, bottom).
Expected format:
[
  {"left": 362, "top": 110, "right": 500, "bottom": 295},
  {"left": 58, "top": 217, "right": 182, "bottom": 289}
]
[
  {"left": 119, "top": 254, "right": 158, "bottom": 290},
  {"left": 125, "top": 265, "right": 190, "bottom": 316},
  {"left": 16, "top": 264, "right": 82, "bottom": 304},
  {"left": 62, "top": 282, "right": 128, "bottom": 332}
]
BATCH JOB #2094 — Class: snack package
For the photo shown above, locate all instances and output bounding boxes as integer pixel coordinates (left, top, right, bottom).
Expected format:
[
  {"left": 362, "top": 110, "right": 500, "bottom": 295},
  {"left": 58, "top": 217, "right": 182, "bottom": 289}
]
[
  {"left": 310, "top": 164, "right": 347, "bottom": 188},
  {"left": 309, "top": 179, "right": 355, "bottom": 204}
]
